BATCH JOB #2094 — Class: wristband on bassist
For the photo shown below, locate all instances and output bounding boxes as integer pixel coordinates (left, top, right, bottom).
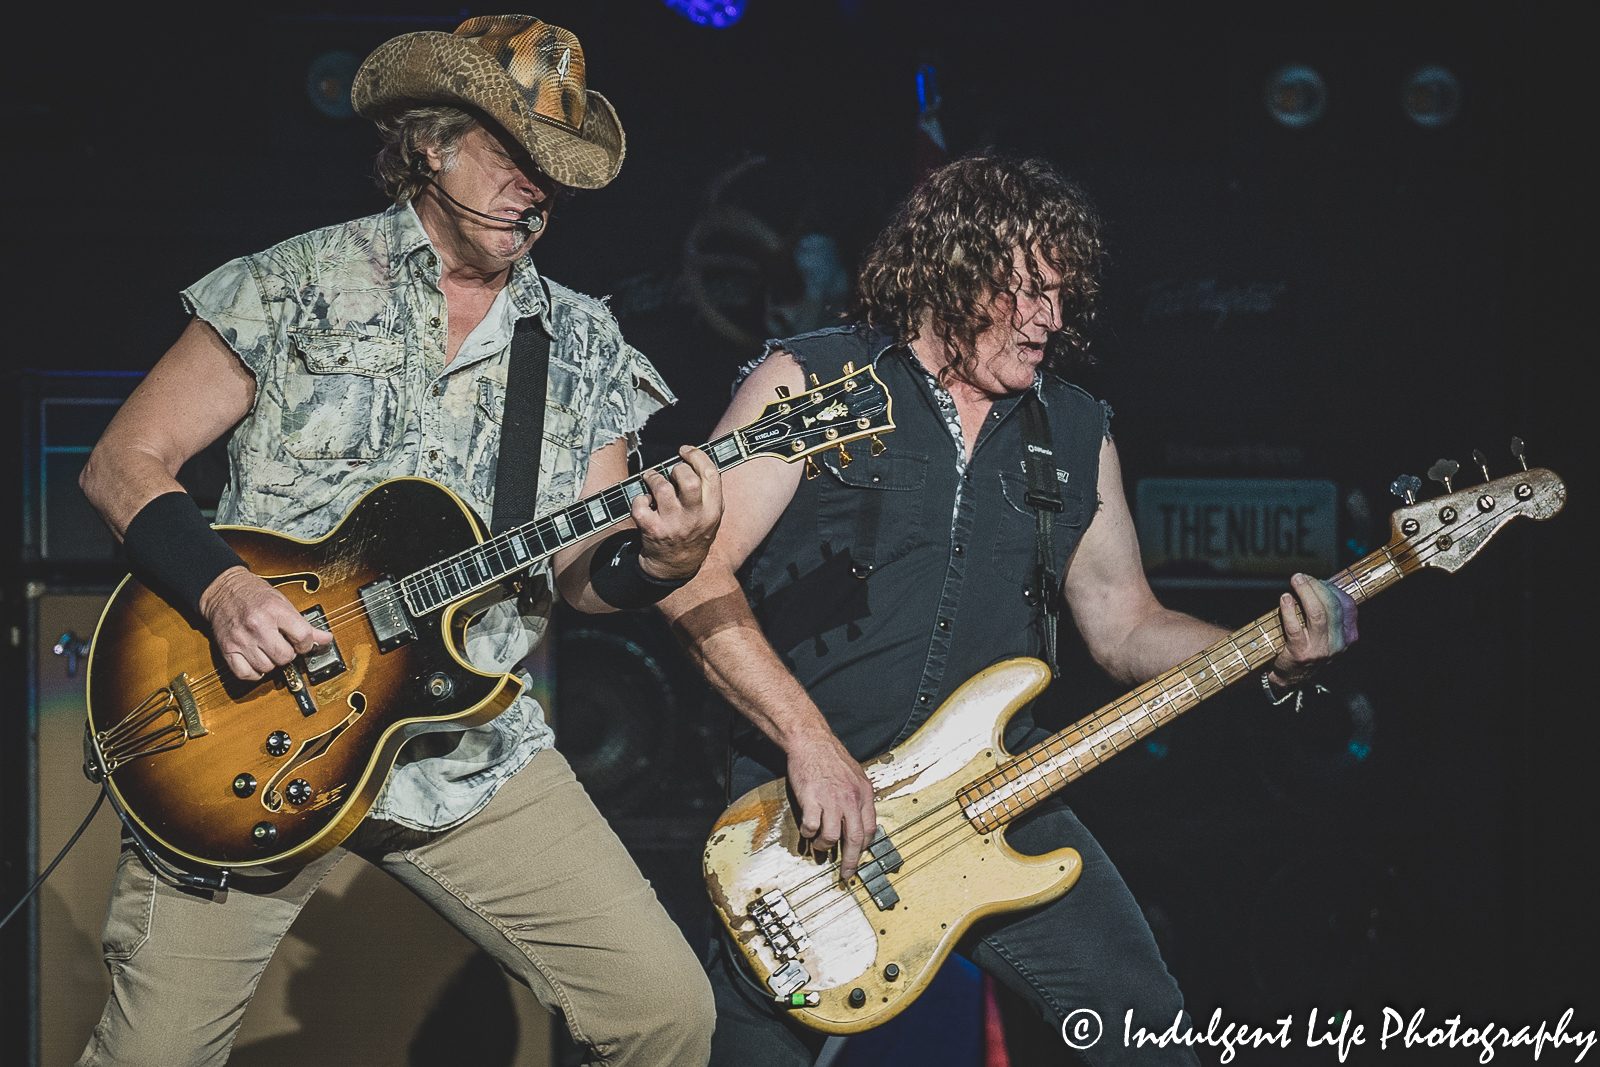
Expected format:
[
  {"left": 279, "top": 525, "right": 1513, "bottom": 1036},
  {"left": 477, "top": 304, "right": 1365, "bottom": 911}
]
[
  {"left": 587, "top": 530, "right": 694, "bottom": 610},
  {"left": 122, "top": 491, "right": 247, "bottom": 617}
]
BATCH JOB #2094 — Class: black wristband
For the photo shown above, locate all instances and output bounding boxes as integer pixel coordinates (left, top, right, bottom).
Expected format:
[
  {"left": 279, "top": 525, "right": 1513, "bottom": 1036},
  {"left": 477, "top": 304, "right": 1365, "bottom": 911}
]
[
  {"left": 122, "top": 492, "right": 246, "bottom": 617},
  {"left": 587, "top": 530, "right": 693, "bottom": 610}
]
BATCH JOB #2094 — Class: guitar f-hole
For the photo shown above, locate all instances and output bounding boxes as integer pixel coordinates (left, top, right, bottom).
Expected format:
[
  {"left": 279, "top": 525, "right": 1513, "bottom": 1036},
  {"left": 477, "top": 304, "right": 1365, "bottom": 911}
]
[{"left": 260, "top": 692, "right": 365, "bottom": 812}]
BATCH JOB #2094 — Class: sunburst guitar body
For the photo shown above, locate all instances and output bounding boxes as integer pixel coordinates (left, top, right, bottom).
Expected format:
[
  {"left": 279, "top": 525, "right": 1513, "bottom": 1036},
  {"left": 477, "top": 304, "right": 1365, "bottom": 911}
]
[{"left": 85, "top": 366, "right": 895, "bottom": 875}]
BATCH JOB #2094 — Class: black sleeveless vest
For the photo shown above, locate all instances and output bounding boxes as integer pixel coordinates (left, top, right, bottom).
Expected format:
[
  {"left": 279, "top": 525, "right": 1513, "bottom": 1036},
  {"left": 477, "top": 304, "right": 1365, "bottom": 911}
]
[{"left": 733, "top": 325, "right": 1108, "bottom": 795}]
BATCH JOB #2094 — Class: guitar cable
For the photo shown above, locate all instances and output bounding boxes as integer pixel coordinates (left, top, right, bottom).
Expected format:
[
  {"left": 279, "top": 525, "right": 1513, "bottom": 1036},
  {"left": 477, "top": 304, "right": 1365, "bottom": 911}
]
[
  {"left": 101, "top": 783, "right": 232, "bottom": 893},
  {"left": 0, "top": 776, "right": 231, "bottom": 933},
  {"left": 0, "top": 790, "right": 104, "bottom": 932}
]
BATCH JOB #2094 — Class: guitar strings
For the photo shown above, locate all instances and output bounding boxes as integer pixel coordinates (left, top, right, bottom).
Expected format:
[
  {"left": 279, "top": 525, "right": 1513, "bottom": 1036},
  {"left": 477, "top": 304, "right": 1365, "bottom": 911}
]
[
  {"left": 170, "top": 389, "right": 879, "bottom": 709},
  {"left": 763, "top": 520, "right": 1472, "bottom": 939},
  {"left": 785, "top": 624, "right": 1299, "bottom": 940},
  {"left": 768, "top": 581, "right": 1305, "bottom": 920}
]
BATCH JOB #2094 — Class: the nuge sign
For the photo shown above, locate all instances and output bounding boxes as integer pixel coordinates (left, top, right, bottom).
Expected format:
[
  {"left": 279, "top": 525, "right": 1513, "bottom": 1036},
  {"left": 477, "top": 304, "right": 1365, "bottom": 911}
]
[{"left": 1134, "top": 478, "right": 1338, "bottom": 585}]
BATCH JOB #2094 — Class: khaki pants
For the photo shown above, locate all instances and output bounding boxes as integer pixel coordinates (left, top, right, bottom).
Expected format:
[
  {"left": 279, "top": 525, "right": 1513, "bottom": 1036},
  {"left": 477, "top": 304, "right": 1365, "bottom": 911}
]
[{"left": 77, "top": 748, "right": 713, "bottom": 1066}]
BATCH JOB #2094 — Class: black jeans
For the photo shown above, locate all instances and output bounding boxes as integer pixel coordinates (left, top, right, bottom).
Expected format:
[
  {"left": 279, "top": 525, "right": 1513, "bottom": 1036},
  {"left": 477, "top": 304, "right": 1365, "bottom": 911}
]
[{"left": 705, "top": 803, "right": 1200, "bottom": 1067}]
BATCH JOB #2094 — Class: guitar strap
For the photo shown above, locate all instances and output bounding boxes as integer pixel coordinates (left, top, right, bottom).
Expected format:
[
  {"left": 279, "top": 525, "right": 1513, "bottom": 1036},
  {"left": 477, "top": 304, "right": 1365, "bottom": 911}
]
[
  {"left": 490, "top": 306, "right": 551, "bottom": 535},
  {"left": 1018, "top": 392, "right": 1064, "bottom": 679}
]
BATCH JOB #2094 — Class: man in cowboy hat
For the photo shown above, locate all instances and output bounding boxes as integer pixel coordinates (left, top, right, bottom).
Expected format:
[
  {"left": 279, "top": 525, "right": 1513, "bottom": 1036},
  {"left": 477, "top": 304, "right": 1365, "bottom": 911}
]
[{"left": 77, "top": 15, "right": 716, "bottom": 1065}]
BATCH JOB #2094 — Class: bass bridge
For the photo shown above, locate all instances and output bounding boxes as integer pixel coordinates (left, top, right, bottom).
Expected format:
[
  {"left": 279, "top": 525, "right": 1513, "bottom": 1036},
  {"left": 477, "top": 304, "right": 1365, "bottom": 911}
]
[{"left": 751, "top": 889, "right": 817, "bottom": 1002}]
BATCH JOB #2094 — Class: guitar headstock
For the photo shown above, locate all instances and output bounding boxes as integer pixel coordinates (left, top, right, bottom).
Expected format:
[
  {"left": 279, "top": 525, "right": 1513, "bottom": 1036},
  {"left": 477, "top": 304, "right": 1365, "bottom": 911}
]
[
  {"left": 1386, "top": 458, "right": 1565, "bottom": 575},
  {"left": 737, "top": 363, "right": 896, "bottom": 467}
]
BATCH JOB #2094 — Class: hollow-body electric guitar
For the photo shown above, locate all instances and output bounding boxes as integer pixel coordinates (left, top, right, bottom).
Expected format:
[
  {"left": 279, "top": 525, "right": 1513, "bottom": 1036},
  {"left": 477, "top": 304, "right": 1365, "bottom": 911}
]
[
  {"left": 86, "top": 366, "right": 894, "bottom": 875},
  {"left": 703, "top": 453, "right": 1565, "bottom": 1034}
]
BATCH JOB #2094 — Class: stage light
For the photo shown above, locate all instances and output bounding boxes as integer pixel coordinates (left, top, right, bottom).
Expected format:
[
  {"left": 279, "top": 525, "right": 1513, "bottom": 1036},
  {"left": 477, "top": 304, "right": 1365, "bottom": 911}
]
[
  {"left": 665, "top": 0, "right": 747, "bottom": 28},
  {"left": 306, "top": 50, "right": 359, "bottom": 119},
  {"left": 1401, "top": 65, "right": 1461, "bottom": 127},
  {"left": 1264, "top": 65, "right": 1327, "bottom": 128}
]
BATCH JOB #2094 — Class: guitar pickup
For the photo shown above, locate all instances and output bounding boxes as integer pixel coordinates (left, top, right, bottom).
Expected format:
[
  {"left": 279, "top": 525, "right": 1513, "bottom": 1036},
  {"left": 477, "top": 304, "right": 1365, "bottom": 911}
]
[
  {"left": 858, "top": 825, "right": 903, "bottom": 911},
  {"left": 299, "top": 605, "right": 346, "bottom": 685},
  {"left": 359, "top": 576, "right": 417, "bottom": 653}
]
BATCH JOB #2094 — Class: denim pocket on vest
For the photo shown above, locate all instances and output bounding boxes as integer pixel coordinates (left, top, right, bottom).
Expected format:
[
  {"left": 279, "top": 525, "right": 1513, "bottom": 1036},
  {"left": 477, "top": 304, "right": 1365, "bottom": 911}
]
[
  {"left": 816, "top": 450, "right": 928, "bottom": 571},
  {"left": 991, "top": 470, "right": 1086, "bottom": 584},
  {"left": 282, "top": 328, "right": 405, "bottom": 460}
]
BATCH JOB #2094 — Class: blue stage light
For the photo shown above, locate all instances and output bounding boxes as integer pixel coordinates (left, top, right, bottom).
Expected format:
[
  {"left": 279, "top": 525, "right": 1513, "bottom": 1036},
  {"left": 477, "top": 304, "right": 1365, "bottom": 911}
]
[
  {"left": 1402, "top": 66, "right": 1461, "bottom": 128},
  {"left": 665, "top": 0, "right": 747, "bottom": 28},
  {"left": 1265, "top": 65, "right": 1327, "bottom": 128}
]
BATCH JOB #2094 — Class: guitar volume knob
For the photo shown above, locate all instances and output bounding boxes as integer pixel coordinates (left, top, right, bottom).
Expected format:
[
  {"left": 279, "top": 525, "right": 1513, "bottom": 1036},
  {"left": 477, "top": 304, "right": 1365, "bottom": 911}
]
[
  {"left": 266, "top": 731, "right": 292, "bottom": 757},
  {"left": 285, "top": 779, "right": 313, "bottom": 805},
  {"left": 251, "top": 822, "right": 278, "bottom": 847},
  {"left": 232, "top": 773, "right": 257, "bottom": 798}
]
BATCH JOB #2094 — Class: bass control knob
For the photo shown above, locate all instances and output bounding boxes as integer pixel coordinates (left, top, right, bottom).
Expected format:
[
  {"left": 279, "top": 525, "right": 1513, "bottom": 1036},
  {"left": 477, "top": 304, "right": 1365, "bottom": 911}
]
[
  {"left": 266, "top": 731, "right": 292, "bottom": 757},
  {"left": 232, "top": 773, "right": 257, "bottom": 798},
  {"left": 285, "top": 779, "right": 313, "bottom": 805}
]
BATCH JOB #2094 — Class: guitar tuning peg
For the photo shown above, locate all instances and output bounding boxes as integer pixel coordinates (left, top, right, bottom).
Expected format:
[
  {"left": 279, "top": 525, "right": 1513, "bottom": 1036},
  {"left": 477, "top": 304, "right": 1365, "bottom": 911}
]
[
  {"left": 869, "top": 435, "right": 887, "bottom": 457},
  {"left": 804, "top": 456, "right": 821, "bottom": 480},
  {"left": 774, "top": 385, "right": 791, "bottom": 399},
  {"left": 841, "top": 361, "right": 856, "bottom": 375},
  {"left": 837, "top": 443, "right": 852, "bottom": 467},
  {"left": 1510, "top": 436, "right": 1528, "bottom": 471},
  {"left": 808, "top": 373, "right": 821, "bottom": 387},
  {"left": 1389, "top": 474, "right": 1422, "bottom": 505},
  {"left": 1427, "top": 459, "right": 1459, "bottom": 493},
  {"left": 1472, "top": 449, "right": 1490, "bottom": 482}
]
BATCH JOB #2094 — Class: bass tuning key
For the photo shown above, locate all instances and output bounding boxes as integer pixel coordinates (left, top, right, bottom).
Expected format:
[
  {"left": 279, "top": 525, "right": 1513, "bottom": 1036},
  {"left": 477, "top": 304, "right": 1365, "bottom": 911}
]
[{"left": 1428, "top": 459, "right": 1460, "bottom": 493}]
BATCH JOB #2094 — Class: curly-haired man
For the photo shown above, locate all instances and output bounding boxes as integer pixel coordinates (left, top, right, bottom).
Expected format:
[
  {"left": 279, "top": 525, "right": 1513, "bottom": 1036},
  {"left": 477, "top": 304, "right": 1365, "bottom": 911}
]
[{"left": 659, "top": 156, "right": 1358, "bottom": 1065}]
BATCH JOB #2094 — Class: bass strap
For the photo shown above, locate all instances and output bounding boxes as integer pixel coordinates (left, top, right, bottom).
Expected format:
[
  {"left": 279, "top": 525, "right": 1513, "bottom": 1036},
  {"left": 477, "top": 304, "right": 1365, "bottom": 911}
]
[
  {"left": 1017, "top": 392, "right": 1064, "bottom": 678},
  {"left": 490, "top": 309, "right": 551, "bottom": 534}
]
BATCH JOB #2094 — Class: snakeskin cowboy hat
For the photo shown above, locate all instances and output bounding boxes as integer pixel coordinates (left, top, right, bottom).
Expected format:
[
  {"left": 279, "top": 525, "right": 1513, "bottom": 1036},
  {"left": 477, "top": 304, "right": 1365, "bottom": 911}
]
[{"left": 352, "top": 14, "right": 624, "bottom": 189}]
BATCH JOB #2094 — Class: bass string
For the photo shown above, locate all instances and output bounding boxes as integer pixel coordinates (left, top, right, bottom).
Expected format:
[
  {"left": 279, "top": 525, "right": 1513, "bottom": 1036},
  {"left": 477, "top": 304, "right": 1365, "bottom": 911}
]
[
  {"left": 778, "top": 618, "right": 1279, "bottom": 921},
  {"left": 774, "top": 799, "right": 973, "bottom": 922},
  {"left": 789, "top": 643, "right": 1273, "bottom": 933},
  {"left": 779, "top": 509, "right": 1509, "bottom": 937}
]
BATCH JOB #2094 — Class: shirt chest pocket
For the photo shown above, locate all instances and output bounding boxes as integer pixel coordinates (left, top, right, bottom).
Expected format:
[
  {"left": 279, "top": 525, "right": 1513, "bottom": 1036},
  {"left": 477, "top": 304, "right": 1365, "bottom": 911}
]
[
  {"left": 815, "top": 451, "right": 928, "bottom": 573},
  {"left": 282, "top": 329, "right": 405, "bottom": 461},
  {"left": 990, "top": 470, "right": 1087, "bottom": 585}
]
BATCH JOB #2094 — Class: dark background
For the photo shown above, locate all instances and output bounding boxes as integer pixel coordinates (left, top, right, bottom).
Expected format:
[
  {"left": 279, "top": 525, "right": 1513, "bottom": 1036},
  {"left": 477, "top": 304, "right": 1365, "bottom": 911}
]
[{"left": 4, "top": 0, "right": 1593, "bottom": 1060}]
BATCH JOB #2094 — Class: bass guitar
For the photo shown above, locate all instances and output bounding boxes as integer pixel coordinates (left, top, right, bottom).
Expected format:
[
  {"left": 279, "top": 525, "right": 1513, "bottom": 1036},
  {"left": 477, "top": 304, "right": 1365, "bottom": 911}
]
[
  {"left": 86, "top": 365, "right": 894, "bottom": 874},
  {"left": 703, "top": 451, "right": 1565, "bottom": 1034}
]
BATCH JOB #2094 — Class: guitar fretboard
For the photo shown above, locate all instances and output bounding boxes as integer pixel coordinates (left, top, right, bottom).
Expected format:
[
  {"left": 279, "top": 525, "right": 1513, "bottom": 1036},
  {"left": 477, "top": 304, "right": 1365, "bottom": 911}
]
[
  {"left": 401, "top": 433, "right": 746, "bottom": 615},
  {"left": 959, "top": 542, "right": 1415, "bottom": 832}
]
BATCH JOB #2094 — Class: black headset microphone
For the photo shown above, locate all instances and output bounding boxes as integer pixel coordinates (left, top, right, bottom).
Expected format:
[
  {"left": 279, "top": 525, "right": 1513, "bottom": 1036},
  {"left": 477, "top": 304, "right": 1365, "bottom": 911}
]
[{"left": 424, "top": 175, "right": 544, "bottom": 233}]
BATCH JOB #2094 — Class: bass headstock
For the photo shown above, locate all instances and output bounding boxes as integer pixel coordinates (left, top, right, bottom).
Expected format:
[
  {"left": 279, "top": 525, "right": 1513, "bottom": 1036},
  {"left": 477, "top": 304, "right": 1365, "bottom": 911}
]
[
  {"left": 1385, "top": 444, "right": 1565, "bottom": 574},
  {"left": 737, "top": 363, "right": 896, "bottom": 468}
]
